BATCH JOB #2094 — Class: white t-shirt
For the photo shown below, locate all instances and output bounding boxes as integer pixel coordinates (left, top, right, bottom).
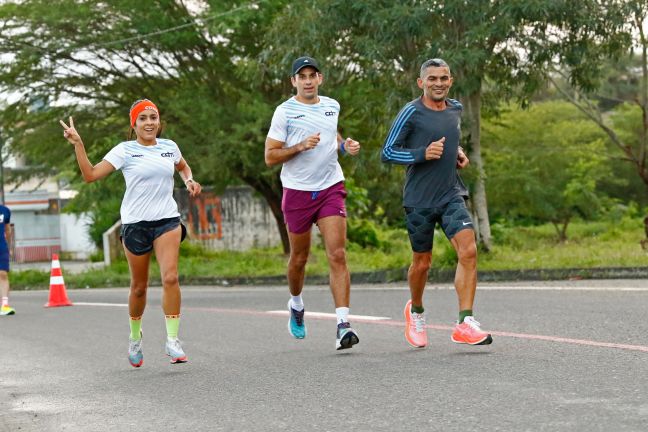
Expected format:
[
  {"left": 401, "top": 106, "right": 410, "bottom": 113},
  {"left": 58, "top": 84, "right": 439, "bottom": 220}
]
[
  {"left": 104, "top": 138, "right": 182, "bottom": 224},
  {"left": 267, "top": 96, "right": 344, "bottom": 191}
]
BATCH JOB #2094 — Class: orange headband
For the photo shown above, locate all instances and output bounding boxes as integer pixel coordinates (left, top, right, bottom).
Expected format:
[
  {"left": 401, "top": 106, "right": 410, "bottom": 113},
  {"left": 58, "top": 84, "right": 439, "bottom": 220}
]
[{"left": 129, "top": 100, "right": 159, "bottom": 127}]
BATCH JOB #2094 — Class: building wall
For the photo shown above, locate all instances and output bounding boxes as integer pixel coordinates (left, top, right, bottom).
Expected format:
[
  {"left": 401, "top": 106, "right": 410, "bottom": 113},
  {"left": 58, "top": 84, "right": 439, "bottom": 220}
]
[
  {"left": 5, "top": 183, "right": 280, "bottom": 263},
  {"left": 4, "top": 188, "right": 97, "bottom": 262},
  {"left": 60, "top": 213, "right": 96, "bottom": 260},
  {"left": 5, "top": 190, "right": 60, "bottom": 262},
  {"left": 11, "top": 212, "right": 61, "bottom": 262},
  {"left": 176, "top": 186, "right": 282, "bottom": 251},
  {"left": 3, "top": 155, "right": 96, "bottom": 262}
]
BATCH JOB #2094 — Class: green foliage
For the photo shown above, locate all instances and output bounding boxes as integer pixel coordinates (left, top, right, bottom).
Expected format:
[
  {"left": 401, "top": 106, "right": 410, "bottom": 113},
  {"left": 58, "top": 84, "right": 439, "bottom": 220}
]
[
  {"left": 257, "top": 0, "right": 633, "bottom": 232},
  {"left": 10, "top": 269, "right": 50, "bottom": 290},
  {"left": 603, "top": 201, "right": 644, "bottom": 221},
  {"left": 593, "top": 53, "right": 646, "bottom": 110},
  {"left": 0, "top": 0, "right": 294, "bottom": 249},
  {"left": 600, "top": 103, "right": 648, "bottom": 206},
  {"left": 431, "top": 230, "right": 459, "bottom": 268},
  {"left": 0, "top": 0, "right": 640, "bottom": 246},
  {"left": 63, "top": 175, "right": 123, "bottom": 247},
  {"left": 263, "top": 0, "right": 625, "bottom": 101},
  {"left": 178, "top": 240, "right": 215, "bottom": 258},
  {"left": 88, "top": 249, "right": 104, "bottom": 263},
  {"left": 480, "top": 218, "right": 647, "bottom": 270},
  {"left": 544, "top": 2, "right": 648, "bottom": 215},
  {"left": 611, "top": 103, "right": 643, "bottom": 149},
  {"left": 344, "top": 178, "right": 372, "bottom": 219},
  {"left": 483, "top": 101, "right": 612, "bottom": 240},
  {"left": 10, "top": 217, "right": 645, "bottom": 290},
  {"left": 347, "top": 218, "right": 384, "bottom": 250},
  {"left": 335, "top": 79, "right": 405, "bottom": 225},
  {"left": 63, "top": 259, "right": 132, "bottom": 289}
]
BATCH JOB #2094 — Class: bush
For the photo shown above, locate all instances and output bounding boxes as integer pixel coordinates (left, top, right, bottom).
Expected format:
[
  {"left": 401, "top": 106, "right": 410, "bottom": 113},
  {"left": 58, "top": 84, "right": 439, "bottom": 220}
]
[
  {"left": 89, "top": 250, "right": 104, "bottom": 262},
  {"left": 347, "top": 219, "right": 382, "bottom": 249},
  {"left": 11, "top": 269, "right": 50, "bottom": 290},
  {"left": 431, "top": 229, "right": 458, "bottom": 268},
  {"left": 179, "top": 241, "right": 215, "bottom": 258}
]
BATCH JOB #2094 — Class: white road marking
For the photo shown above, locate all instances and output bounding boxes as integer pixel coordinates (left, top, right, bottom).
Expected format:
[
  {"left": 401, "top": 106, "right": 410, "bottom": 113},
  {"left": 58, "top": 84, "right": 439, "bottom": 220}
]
[
  {"left": 71, "top": 302, "right": 648, "bottom": 352},
  {"left": 267, "top": 310, "right": 391, "bottom": 321},
  {"left": 73, "top": 302, "right": 128, "bottom": 307},
  {"left": 73, "top": 303, "right": 391, "bottom": 321},
  {"left": 476, "top": 286, "right": 648, "bottom": 291}
]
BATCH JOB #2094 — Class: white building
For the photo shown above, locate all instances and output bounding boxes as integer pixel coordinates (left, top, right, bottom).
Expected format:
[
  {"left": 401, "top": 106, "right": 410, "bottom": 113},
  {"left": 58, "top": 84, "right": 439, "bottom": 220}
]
[{"left": 2, "top": 156, "right": 96, "bottom": 262}]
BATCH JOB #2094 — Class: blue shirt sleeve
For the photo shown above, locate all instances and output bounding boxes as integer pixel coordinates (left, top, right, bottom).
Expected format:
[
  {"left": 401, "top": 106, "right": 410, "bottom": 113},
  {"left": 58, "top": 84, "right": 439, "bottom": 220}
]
[
  {"left": 381, "top": 104, "right": 426, "bottom": 165},
  {"left": 0, "top": 207, "right": 9, "bottom": 247},
  {"left": 0, "top": 206, "right": 9, "bottom": 225}
]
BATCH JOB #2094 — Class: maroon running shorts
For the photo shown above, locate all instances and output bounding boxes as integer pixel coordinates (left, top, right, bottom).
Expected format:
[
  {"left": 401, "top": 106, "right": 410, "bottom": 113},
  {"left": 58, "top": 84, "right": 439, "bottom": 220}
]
[{"left": 281, "top": 181, "right": 347, "bottom": 234}]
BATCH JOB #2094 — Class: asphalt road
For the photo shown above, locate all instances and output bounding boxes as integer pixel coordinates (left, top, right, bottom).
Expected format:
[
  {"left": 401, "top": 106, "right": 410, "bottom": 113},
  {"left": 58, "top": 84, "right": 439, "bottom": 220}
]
[{"left": 2, "top": 279, "right": 648, "bottom": 431}]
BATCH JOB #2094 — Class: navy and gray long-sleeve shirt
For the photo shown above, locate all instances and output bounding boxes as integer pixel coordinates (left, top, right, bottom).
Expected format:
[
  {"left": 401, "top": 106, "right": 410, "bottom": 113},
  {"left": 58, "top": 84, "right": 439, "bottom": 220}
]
[{"left": 381, "top": 97, "right": 468, "bottom": 208}]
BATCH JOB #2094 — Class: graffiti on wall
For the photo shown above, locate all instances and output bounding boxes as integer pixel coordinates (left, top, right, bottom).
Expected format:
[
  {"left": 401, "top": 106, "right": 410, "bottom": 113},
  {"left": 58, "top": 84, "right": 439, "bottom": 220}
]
[
  {"left": 185, "top": 192, "right": 223, "bottom": 240},
  {"left": 174, "top": 186, "right": 282, "bottom": 250}
]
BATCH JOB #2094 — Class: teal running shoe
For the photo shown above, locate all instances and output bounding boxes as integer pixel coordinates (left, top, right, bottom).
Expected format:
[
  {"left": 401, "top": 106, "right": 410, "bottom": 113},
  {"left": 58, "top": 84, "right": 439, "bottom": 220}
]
[
  {"left": 287, "top": 299, "right": 306, "bottom": 339},
  {"left": 336, "top": 322, "right": 359, "bottom": 350},
  {"left": 128, "top": 333, "right": 143, "bottom": 368}
]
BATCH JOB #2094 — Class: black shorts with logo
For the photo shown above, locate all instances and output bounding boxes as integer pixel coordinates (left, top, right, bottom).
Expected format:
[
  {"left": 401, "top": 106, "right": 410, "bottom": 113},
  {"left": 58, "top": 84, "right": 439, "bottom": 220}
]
[
  {"left": 404, "top": 196, "right": 473, "bottom": 253},
  {"left": 120, "top": 217, "right": 187, "bottom": 256}
]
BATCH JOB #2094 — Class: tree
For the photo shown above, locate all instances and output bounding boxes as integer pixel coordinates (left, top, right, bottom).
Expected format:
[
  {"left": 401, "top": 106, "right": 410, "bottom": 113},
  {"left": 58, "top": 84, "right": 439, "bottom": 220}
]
[
  {"left": 483, "top": 101, "right": 611, "bottom": 241},
  {"left": 259, "top": 0, "right": 630, "bottom": 251},
  {"left": 547, "top": 0, "right": 648, "bottom": 241},
  {"left": 0, "top": 0, "right": 633, "bottom": 254},
  {"left": 0, "top": 0, "right": 298, "bottom": 252}
]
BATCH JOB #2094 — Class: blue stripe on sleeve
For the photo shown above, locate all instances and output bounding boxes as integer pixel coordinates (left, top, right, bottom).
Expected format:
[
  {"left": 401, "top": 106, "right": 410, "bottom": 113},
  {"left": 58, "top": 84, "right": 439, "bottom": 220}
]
[{"left": 382, "top": 104, "right": 416, "bottom": 163}]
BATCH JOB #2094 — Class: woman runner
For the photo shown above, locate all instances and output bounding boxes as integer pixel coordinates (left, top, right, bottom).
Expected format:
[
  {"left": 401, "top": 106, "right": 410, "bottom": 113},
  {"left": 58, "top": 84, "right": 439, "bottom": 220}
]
[{"left": 60, "top": 99, "right": 201, "bottom": 367}]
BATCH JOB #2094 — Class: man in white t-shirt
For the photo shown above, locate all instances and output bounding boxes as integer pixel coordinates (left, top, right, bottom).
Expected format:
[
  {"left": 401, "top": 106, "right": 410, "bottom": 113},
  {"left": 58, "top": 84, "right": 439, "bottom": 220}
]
[{"left": 265, "top": 56, "right": 361, "bottom": 350}]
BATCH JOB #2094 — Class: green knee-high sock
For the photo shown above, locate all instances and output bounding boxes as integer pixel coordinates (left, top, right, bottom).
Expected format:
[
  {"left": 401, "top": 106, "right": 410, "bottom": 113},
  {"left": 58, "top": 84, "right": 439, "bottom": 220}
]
[
  {"left": 459, "top": 309, "right": 473, "bottom": 324},
  {"left": 129, "top": 316, "right": 142, "bottom": 340},
  {"left": 165, "top": 314, "right": 180, "bottom": 341}
]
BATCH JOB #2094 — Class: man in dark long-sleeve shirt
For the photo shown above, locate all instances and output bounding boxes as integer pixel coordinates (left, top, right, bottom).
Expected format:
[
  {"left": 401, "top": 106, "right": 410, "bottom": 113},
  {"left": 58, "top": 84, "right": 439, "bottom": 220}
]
[{"left": 382, "top": 58, "right": 492, "bottom": 348}]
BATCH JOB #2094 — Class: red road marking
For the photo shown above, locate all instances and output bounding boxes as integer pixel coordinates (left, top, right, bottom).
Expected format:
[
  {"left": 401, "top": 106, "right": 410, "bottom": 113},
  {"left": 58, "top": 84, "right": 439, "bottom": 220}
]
[
  {"left": 80, "top": 303, "right": 648, "bottom": 353},
  {"left": 487, "top": 330, "right": 648, "bottom": 353},
  {"left": 187, "top": 306, "right": 648, "bottom": 353}
]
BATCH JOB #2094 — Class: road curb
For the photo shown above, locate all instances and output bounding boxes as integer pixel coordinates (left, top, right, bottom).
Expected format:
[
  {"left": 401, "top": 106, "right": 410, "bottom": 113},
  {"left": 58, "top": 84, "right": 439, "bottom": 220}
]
[{"left": 12, "top": 266, "right": 648, "bottom": 290}]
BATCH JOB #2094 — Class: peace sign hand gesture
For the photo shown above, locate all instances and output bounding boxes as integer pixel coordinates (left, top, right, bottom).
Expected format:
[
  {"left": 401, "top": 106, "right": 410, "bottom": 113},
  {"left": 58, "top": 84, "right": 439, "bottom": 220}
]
[{"left": 59, "top": 117, "right": 83, "bottom": 147}]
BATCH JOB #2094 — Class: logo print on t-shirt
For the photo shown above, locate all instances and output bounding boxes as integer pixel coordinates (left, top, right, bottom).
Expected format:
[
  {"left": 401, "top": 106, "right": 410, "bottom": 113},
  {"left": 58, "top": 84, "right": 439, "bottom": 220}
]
[
  {"left": 131, "top": 154, "right": 144, "bottom": 158},
  {"left": 160, "top": 152, "right": 174, "bottom": 158}
]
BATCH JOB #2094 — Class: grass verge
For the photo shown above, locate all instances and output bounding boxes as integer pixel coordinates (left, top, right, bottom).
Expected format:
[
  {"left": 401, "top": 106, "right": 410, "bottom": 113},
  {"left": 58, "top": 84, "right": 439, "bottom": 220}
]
[{"left": 10, "top": 217, "right": 647, "bottom": 289}]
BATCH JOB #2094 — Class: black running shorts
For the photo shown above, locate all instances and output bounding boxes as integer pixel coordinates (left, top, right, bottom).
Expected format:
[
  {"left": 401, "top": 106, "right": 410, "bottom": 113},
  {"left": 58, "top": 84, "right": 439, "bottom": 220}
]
[
  {"left": 404, "top": 196, "right": 473, "bottom": 253},
  {"left": 120, "top": 217, "right": 187, "bottom": 256}
]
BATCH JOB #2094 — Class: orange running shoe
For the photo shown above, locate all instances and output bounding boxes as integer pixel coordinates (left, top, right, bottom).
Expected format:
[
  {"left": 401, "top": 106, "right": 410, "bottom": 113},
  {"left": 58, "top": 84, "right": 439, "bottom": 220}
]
[
  {"left": 404, "top": 300, "right": 427, "bottom": 348},
  {"left": 451, "top": 316, "right": 493, "bottom": 345}
]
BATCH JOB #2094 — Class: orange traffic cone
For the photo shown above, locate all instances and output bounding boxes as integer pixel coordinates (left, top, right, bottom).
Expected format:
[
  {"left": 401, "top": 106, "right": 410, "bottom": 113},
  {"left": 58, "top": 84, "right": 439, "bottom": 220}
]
[{"left": 44, "top": 253, "right": 73, "bottom": 307}]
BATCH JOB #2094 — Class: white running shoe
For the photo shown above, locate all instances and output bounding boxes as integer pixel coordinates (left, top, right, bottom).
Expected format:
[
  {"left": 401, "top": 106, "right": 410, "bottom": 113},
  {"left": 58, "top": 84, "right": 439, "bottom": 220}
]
[{"left": 165, "top": 338, "right": 188, "bottom": 364}]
